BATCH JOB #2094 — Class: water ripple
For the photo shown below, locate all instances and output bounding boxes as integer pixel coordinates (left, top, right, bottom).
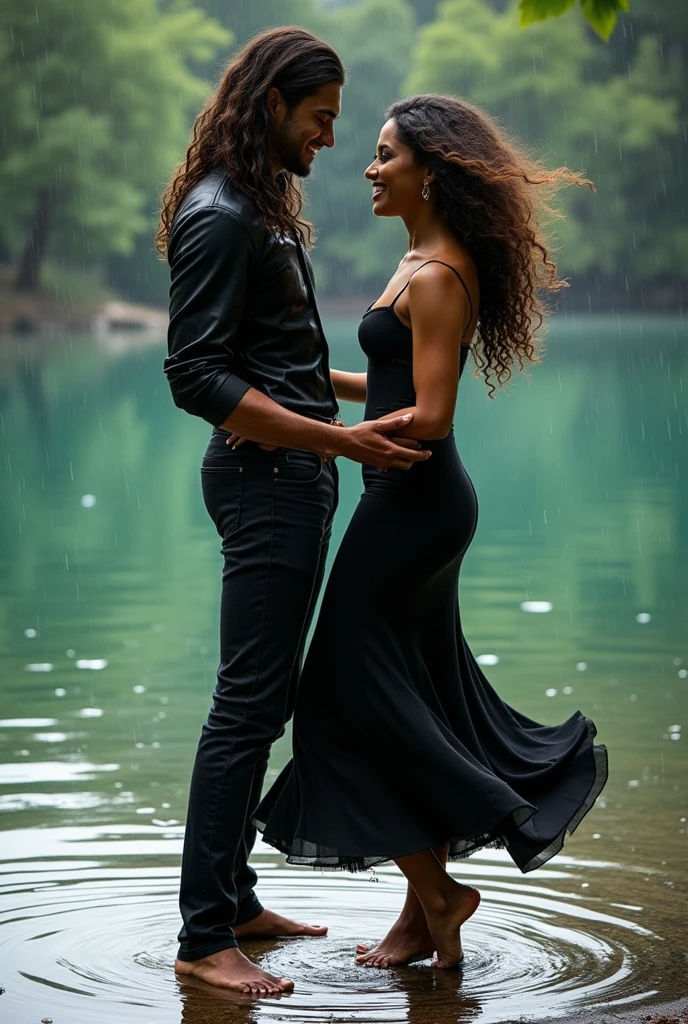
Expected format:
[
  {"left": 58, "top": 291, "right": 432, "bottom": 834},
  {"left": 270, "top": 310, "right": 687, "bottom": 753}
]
[{"left": 0, "top": 829, "right": 669, "bottom": 1024}]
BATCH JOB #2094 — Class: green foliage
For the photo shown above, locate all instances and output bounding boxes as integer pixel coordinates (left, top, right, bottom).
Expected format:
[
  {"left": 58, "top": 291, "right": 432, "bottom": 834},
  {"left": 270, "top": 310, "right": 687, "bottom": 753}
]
[
  {"left": 520, "top": 0, "right": 628, "bottom": 41},
  {"left": 198, "top": 0, "right": 415, "bottom": 295},
  {"left": 0, "top": 0, "right": 229, "bottom": 287},
  {"left": 408, "top": 0, "right": 682, "bottom": 294},
  {"left": 306, "top": 0, "right": 417, "bottom": 293},
  {"left": 201, "top": 0, "right": 315, "bottom": 45},
  {"left": 0, "top": 0, "right": 682, "bottom": 308}
]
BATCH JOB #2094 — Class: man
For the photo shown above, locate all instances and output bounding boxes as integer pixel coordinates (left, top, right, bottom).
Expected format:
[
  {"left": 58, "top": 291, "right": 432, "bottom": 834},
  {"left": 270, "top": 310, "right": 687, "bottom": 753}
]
[{"left": 158, "top": 27, "right": 428, "bottom": 995}]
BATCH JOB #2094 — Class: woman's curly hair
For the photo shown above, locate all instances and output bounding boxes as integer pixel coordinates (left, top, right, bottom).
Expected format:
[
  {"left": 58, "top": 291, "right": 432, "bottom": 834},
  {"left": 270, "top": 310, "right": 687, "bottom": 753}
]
[
  {"left": 155, "top": 28, "right": 344, "bottom": 255},
  {"left": 387, "top": 95, "right": 592, "bottom": 396}
]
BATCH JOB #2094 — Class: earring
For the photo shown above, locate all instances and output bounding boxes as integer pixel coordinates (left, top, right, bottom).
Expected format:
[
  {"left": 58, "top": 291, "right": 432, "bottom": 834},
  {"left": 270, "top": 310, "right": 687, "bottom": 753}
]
[{"left": 422, "top": 178, "right": 430, "bottom": 201}]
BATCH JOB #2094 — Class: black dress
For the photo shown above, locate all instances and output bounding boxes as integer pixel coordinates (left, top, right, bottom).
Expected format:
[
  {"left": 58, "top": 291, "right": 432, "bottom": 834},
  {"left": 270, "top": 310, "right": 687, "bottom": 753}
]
[{"left": 254, "top": 262, "right": 608, "bottom": 874}]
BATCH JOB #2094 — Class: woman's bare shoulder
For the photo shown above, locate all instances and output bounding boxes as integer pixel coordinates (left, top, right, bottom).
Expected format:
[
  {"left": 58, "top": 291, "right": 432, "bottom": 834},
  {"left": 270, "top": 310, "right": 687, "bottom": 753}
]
[{"left": 432, "top": 244, "right": 478, "bottom": 289}]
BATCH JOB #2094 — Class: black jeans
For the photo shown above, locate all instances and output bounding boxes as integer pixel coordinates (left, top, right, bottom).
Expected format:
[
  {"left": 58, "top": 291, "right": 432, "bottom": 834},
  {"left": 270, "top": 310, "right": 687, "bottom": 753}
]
[{"left": 177, "top": 433, "right": 338, "bottom": 961}]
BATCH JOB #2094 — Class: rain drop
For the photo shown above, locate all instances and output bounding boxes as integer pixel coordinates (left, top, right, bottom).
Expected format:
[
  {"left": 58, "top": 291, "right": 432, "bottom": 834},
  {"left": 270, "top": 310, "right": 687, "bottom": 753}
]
[{"left": 521, "top": 601, "right": 553, "bottom": 613}]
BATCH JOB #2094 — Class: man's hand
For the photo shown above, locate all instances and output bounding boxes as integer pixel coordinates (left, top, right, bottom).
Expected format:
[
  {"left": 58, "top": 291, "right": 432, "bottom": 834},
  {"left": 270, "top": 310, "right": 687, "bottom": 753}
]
[
  {"left": 336, "top": 414, "right": 431, "bottom": 470},
  {"left": 222, "top": 411, "right": 429, "bottom": 470},
  {"left": 225, "top": 433, "right": 277, "bottom": 451},
  {"left": 225, "top": 418, "right": 346, "bottom": 457}
]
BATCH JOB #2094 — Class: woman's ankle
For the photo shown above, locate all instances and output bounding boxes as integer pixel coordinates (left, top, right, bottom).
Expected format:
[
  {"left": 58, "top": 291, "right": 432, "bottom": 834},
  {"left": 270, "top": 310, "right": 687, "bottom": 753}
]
[{"left": 398, "top": 901, "right": 429, "bottom": 929}]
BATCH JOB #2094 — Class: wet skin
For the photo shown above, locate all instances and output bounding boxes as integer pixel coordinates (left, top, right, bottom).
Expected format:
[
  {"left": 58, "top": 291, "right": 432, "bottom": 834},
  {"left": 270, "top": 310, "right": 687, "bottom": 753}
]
[
  {"left": 358, "top": 847, "right": 480, "bottom": 969},
  {"left": 174, "top": 910, "right": 327, "bottom": 995}
]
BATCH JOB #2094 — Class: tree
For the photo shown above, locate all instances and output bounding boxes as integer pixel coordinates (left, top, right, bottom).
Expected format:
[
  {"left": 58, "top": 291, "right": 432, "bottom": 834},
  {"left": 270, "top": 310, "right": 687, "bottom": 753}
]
[
  {"left": 199, "top": 0, "right": 418, "bottom": 296},
  {"left": 306, "top": 0, "right": 417, "bottom": 295},
  {"left": 200, "top": 0, "right": 314, "bottom": 47},
  {"left": 407, "top": 0, "right": 681, "bottom": 300},
  {"left": 0, "top": 0, "right": 229, "bottom": 292}
]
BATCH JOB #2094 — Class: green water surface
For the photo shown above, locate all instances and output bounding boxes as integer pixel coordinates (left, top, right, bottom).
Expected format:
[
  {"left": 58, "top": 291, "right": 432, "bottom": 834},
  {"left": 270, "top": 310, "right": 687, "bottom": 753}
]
[{"left": 0, "top": 316, "right": 686, "bottom": 1022}]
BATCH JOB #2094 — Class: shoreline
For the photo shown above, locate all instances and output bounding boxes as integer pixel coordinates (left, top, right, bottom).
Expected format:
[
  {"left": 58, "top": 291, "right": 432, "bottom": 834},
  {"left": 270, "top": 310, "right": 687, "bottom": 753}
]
[
  {"left": 0, "top": 269, "right": 684, "bottom": 336},
  {"left": 0, "top": 297, "right": 685, "bottom": 338},
  {"left": 538, "top": 995, "right": 688, "bottom": 1024}
]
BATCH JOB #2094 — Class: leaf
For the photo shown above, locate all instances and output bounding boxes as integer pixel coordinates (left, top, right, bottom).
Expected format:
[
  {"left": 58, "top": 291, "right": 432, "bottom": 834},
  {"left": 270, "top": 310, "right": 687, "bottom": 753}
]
[
  {"left": 519, "top": 0, "right": 629, "bottom": 37},
  {"left": 580, "top": 0, "right": 628, "bottom": 39},
  {"left": 519, "top": 0, "right": 577, "bottom": 28}
]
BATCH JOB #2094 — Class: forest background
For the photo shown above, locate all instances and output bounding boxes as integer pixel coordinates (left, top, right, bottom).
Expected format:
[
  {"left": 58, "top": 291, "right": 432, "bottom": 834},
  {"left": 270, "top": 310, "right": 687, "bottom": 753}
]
[{"left": 1, "top": 0, "right": 685, "bottom": 314}]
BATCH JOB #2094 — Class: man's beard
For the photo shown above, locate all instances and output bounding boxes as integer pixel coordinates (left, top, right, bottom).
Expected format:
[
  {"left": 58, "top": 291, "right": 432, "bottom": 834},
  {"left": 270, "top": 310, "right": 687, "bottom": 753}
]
[{"left": 275, "top": 114, "right": 312, "bottom": 178}]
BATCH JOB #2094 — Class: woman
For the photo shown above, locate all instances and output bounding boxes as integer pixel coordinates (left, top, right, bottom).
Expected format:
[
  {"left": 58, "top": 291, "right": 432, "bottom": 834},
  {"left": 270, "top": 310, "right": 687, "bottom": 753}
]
[{"left": 252, "top": 94, "right": 608, "bottom": 970}]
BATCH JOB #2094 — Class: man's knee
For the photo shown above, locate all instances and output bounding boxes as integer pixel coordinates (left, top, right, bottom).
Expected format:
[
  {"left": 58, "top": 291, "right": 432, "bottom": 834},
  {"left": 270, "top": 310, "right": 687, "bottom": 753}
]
[{"left": 206, "top": 689, "right": 288, "bottom": 747}]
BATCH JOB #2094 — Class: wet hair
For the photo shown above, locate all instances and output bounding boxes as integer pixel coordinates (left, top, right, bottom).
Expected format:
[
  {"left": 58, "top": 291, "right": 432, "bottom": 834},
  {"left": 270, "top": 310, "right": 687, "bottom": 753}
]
[
  {"left": 387, "top": 95, "right": 592, "bottom": 395},
  {"left": 156, "top": 27, "right": 345, "bottom": 254}
]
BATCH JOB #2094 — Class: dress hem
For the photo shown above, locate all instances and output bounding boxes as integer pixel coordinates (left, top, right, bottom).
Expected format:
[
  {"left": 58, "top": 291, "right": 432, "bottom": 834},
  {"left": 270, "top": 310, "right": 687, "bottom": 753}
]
[{"left": 253, "top": 722, "right": 608, "bottom": 876}]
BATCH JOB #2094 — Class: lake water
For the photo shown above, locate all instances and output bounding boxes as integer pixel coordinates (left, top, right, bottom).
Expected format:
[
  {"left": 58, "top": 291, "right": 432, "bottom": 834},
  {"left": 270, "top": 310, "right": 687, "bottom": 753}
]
[{"left": 0, "top": 316, "right": 686, "bottom": 1023}]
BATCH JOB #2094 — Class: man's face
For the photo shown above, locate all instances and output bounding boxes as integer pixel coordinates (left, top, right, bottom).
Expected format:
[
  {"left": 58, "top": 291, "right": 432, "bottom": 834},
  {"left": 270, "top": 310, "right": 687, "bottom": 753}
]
[{"left": 273, "top": 82, "right": 341, "bottom": 177}]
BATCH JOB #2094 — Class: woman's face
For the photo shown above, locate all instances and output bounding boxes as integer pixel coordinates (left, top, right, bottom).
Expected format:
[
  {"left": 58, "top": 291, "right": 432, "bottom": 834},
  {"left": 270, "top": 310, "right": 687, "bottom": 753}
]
[{"left": 364, "top": 119, "right": 430, "bottom": 218}]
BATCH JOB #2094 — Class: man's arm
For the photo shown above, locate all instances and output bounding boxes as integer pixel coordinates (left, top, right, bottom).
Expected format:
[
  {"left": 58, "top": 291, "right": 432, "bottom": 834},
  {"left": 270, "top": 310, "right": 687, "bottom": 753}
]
[
  {"left": 164, "top": 205, "right": 428, "bottom": 470},
  {"left": 164, "top": 205, "right": 254, "bottom": 425},
  {"left": 219, "top": 390, "right": 429, "bottom": 471}
]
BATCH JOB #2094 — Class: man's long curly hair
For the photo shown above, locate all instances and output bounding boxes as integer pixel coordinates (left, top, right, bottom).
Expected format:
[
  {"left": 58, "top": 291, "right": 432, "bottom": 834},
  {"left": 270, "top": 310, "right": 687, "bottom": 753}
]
[
  {"left": 387, "top": 95, "right": 592, "bottom": 395},
  {"left": 155, "top": 28, "right": 345, "bottom": 255}
]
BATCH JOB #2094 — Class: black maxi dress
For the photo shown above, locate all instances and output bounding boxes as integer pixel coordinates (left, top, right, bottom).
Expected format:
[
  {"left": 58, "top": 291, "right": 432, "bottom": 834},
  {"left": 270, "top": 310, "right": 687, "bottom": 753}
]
[{"left": 254, "top": 265, "right": 608, "bottom": 874}]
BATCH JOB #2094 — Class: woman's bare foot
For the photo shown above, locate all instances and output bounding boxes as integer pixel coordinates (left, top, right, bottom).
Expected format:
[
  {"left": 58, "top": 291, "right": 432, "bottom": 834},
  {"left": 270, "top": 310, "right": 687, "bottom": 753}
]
[
  {"left": 356, "top": 908, "right": 434, "bottom": 967},
  {"left": 426, "top": 882, "right": 481, "bottom": 969},
  {"left": 174, "top": 947, "right": 293, "bottom": 995},
  {"left": 233, "top": 908, "right": 327, "bottom": 939}
]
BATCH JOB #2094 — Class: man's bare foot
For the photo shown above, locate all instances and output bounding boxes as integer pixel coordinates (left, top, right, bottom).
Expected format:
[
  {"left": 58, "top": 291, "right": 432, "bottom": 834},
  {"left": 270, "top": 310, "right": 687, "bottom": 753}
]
[
  {"left": 174, "top": 947, "right": 293, "bottom": 995},
  {"left": 233, "top": 908, "right": 327, "bottom": 940},
  {"left": 426, "top": 882, "right": 481, "bottom": 969},
  {"left": 356, "top": 909, "right": 435, "bottom": 968}
]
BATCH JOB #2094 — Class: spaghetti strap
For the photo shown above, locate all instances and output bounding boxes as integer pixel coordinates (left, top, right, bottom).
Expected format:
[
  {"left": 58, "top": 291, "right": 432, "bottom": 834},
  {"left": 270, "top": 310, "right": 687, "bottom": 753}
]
[{"left": 390, "top": 260, "right": 474, "bottom": 335}]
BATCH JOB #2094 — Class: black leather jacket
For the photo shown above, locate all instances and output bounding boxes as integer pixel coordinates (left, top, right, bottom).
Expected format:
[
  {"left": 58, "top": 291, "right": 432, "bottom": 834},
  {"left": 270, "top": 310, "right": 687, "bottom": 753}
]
[{"left": 164, "top": 168, "right": 338, "bottom": 427}]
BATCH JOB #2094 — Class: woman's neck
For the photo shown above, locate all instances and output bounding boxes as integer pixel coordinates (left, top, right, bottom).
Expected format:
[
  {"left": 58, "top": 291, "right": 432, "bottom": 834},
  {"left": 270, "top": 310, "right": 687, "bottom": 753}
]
[{"left": 403, "top": 205, "right": 451, "bottom": 258}]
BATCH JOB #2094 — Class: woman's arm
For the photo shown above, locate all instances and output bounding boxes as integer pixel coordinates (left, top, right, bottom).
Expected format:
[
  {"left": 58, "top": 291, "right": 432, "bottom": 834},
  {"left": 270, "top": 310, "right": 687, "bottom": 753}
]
[
  {"left": 377, "top": 263, "right": 473, "bottom": 440},
  {"left": 330, "top": 369, "right": 367, "bottom": 404}
]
